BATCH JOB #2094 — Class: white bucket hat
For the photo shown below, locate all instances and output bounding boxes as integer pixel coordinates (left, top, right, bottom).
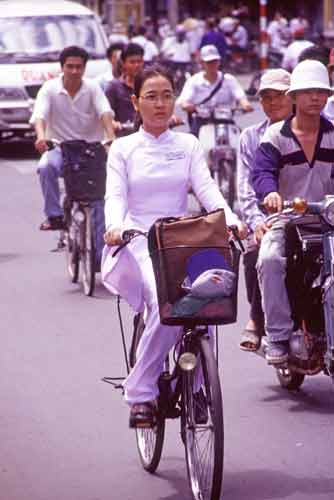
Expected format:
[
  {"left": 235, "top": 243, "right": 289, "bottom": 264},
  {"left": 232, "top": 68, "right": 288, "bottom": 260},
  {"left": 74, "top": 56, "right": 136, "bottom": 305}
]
[
  {"left": 257, "top": 68, "right": 291, "bottom": 95},
  {"left": 287, "top": 59, "right": 333, "bottom": 94}
]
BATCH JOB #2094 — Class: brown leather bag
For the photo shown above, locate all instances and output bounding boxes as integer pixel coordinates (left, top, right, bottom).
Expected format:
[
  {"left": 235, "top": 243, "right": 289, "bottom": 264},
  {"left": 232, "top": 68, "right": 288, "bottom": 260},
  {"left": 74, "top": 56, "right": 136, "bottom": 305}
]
[{"left": 148, "top": 209, "right": 240, "bottom": 326}]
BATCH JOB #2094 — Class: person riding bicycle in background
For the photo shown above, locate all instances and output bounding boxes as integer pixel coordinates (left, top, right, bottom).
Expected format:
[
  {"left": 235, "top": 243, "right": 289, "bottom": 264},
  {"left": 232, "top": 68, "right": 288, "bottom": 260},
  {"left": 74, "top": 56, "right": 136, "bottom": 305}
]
[
  {"left": 227, "top": 16, "right": 249, "bottom": 66},
  {"left": 95, "top": 42, "right": 124, "bottom": 92},
  {"left": 252, "top": 59, "right": 334, "bottom": 365},
  {"left": 102, "top": 65, "right": 247, "bottom": 428},
  {"left": 177, "top": 44, "right": 252, "bottom": 137},
  {"left": 267, "top": 11, "right": 289, "bottom": 56},
  {"left": 105, "top": 43, "right": 144, "bottom": 137},
  {"left": 31, "top": 46, "right": 115, "bottom": 231},
  {"left": 131, "top": 26, "right": 159, "bottom": 65},
  {"left": 160, "top": 24, "right": 192, "bottom": 68},
  {"left": 237, "top": 69, "right": 292, "bottom": 352}
]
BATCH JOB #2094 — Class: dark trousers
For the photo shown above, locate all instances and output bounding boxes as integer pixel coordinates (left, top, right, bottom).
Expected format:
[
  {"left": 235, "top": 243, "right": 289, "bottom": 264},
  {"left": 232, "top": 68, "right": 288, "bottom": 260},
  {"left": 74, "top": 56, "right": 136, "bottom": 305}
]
[{"left": 243, "top": 238, "right": 264, "bottom": 324}]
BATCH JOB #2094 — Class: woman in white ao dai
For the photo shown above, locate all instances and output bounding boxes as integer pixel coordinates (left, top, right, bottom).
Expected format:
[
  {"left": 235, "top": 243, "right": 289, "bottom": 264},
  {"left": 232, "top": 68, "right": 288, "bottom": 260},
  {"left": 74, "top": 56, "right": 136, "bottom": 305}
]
[{"left": 102, "top": 65, "right": 245, "bottom": 427}]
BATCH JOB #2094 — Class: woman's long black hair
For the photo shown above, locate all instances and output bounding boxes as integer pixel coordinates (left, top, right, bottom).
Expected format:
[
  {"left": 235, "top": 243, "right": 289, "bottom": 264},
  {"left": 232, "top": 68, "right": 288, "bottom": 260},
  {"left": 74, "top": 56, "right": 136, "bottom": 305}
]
[{"left": 133, "top": 64, "right": 175, "bottom": 130}]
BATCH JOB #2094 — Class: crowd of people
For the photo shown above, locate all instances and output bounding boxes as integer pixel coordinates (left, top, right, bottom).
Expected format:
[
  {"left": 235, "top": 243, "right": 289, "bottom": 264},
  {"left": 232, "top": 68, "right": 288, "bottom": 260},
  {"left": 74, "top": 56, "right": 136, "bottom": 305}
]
[{"left": 28, "top": 2, "right": 334, "bottom": 427}]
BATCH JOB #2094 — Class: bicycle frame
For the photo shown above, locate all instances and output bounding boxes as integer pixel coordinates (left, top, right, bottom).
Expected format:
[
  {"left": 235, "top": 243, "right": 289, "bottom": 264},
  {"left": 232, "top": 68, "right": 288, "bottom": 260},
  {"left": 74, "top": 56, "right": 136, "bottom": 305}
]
[{"left": 158, "top": 325, "right": 211, "bottom": 419}]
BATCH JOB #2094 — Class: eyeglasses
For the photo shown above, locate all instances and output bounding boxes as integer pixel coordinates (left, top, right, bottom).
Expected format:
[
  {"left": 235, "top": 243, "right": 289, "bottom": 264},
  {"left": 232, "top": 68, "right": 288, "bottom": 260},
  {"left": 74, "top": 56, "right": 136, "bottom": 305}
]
[{"left": 139, "top": 92, "right": 175, "bottom": 104}]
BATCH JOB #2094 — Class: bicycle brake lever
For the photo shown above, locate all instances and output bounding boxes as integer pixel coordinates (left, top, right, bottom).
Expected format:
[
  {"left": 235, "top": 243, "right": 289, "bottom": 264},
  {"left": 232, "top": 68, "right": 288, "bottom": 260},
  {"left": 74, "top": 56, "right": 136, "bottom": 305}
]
[{"left": 229, "top": 225, "right": 245, "bottom": 252}]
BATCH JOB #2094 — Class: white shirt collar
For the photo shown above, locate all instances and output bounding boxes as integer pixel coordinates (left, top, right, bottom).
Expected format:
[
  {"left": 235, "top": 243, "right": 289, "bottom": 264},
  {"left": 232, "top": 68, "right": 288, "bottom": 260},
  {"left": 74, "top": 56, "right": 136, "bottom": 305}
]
[
  {"left": 139, "top": 126, "right": 173, "bottom": 142},
  {"left": 199, "top": 70, "right": 222, "bottom": 86},
  {"left": 56, "top": 75, "right": 89, "bottom": 97}
]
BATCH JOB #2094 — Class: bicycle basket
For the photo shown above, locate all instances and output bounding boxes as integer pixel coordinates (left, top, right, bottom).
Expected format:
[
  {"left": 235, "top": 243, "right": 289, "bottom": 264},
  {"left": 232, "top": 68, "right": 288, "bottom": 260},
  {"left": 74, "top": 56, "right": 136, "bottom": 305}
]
[
  {"left": 61, "top": 140, "right": 107, "bottom": 202},
  {"left": 148, "top": 209, "right": 240, "bottom": 326}
]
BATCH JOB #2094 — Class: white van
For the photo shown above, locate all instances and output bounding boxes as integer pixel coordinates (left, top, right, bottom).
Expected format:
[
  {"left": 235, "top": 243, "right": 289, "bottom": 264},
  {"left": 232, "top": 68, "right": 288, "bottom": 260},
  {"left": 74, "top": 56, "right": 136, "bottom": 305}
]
[{"left": 0, "top": 0, "right": 109, "bottom": 142}]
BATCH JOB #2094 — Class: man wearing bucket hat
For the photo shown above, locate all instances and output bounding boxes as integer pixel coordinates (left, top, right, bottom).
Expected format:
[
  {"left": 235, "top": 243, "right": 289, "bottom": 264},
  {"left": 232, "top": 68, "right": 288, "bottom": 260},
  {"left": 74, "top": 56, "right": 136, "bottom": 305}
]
[
  {"left": 253, "top": 59, "right": 334, "bottom": 364},
  {"left": 298, "top": 45, "right": 334, "bottom": 120},
  {"left": 238, "top": 68, "right": 293, "bottom": 352},
  {"left": 177, "top": 44, "right": 252, "bottom": 136}
]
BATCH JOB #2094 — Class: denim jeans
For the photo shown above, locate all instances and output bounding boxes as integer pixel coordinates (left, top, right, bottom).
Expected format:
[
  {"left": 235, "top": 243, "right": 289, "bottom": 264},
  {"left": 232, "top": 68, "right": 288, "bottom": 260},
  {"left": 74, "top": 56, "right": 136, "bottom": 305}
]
[
  {"left": 256, "top": 220, "right": 294, "bottom": 342},
  {"left": 37, "top": 147, "right": 63, "bottom": 218}
]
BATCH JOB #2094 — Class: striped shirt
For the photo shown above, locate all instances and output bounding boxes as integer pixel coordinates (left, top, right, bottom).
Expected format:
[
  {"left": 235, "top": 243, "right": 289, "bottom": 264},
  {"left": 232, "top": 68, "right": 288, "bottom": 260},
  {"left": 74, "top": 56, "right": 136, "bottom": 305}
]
[
  {"left": 237, "top": 119, "right": 268, "bottom": 231},
  {"left": 252, "top": 116, "right": 334, "bottom": 202}
]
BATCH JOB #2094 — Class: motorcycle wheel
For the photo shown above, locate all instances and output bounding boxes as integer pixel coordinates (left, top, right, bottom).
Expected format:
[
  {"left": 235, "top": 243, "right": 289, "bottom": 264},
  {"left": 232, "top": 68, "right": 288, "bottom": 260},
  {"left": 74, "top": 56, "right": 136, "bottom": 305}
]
[{"left": 276, "top": 367, "right": 305, "bottom": 391}]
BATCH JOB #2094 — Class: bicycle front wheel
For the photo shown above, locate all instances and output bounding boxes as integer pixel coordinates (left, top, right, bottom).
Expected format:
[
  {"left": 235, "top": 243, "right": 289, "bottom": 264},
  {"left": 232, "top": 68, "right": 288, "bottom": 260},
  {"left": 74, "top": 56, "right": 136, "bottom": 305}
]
[
  {"left": 81, "top": 206, "right": 96, "bottom": 296},
  {"left": 65, "top": 211, "right": 80, "bottom": 283},
  {"left": 182, "top": 336, "right": 224, "bottom": 500}
]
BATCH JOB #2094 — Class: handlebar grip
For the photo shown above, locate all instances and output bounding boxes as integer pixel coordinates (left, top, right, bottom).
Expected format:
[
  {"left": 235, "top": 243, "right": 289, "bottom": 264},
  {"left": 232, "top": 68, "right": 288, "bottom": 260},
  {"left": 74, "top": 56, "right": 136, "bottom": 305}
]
[{"left": 122, "top": 230, "right": 135, "bottom": 243}]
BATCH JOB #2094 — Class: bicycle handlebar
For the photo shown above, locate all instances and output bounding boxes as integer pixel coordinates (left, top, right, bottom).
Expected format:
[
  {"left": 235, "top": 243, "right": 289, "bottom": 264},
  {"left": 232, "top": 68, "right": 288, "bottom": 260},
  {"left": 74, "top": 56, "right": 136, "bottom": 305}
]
[
  {"left": 111, "top": 229, "right": 148, "bottom": 258},
  {"left": 46, "top": 138, "right": 113, "bottom": 150}
]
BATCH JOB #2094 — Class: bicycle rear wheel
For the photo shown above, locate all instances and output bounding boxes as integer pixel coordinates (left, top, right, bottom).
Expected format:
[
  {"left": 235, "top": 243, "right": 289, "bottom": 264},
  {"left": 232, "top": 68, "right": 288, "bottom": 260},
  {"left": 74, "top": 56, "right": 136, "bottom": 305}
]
[
  {"left": 81, "top": 206, "right": 96, "bottom": 296},
  {"left": 135, "top": 416, "right": 165, "bottom": 473},
  {"left": 131, "top": 312, "right": 165, "bottom": 473},
  {"left": 182, "top": 335, "right": 224, "bottom": 500}
]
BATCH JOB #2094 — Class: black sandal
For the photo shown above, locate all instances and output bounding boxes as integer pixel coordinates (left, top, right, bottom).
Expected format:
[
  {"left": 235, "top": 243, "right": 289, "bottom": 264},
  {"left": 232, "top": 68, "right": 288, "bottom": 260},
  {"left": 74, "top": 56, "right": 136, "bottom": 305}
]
[
  {"left": 40, "top": 216, "right": 66, "bottom": 231},
  {"left": 129, "top": 402, "right": 157, "bottom": 429}
]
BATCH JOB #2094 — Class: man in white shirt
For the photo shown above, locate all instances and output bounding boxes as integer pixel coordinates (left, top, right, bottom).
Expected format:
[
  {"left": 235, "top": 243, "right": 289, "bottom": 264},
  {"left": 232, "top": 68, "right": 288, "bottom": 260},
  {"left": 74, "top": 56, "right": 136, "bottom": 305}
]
[
  {"left": 267, "top": 11, "right": 289, "bottom": 54},
  {"left": 30, "top": 45, "right": 115, "bottom": 231},
  {"left": 95, "top": 42, "right": 124, "bottom": 92},
  {"left": 282, "top": 28, "right": 313, "bottom": 72},
  {"left": 177, "top": 44, "right": 252, "bottom": 135},
  {"left": 162, "top": 25, "right": 192, "bottom": 64},
  {"left": 131, "top": 26, "right": 159, "bottom": 64}
]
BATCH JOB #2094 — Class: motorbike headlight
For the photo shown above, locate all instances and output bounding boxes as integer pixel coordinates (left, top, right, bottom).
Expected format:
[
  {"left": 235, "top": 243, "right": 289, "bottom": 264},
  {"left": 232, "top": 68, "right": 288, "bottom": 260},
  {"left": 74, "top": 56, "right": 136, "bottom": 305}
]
[
  {"left": 196, "top": 105, "right": 211, "bottom": 119},
  {"left": 325, "top": 201, "right": 334, "bottom": 226},
  {"left": 216, "top": 124, "right": 228, "bottom": 145},
  {"left": 0, "top": 86, "right": 27, "bottom": 101},
  {"left": 214, "top": 106, "right": 232, "bottom": 121}
]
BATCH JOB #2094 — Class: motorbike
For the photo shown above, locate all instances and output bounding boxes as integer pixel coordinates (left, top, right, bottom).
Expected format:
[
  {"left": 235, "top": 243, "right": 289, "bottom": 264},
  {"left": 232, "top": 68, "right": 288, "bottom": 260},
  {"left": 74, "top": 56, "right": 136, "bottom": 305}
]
[
  {"left": 194, "top": 104, "right": 241, "bottom": 208},
  {"left": 256, "top": 196, "right": 334, "bottom": 390}
]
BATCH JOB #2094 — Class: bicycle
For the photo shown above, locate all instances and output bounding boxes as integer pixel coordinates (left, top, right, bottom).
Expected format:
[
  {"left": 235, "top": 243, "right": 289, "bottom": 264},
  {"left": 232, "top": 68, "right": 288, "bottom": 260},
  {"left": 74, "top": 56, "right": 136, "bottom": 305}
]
[
  {"left": 103, "top": 226, "right": 242, "bottom": 500},
  {"left": 48, "top": 139, "right": 108, "bottom": 296}
]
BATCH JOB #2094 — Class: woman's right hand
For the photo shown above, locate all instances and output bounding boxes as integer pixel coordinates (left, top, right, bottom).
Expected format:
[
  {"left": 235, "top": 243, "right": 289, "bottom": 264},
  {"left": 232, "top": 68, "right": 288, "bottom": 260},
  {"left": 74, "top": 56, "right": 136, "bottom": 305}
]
[{"left": 104, "top": 228, "right": 123, "bottom": 246}]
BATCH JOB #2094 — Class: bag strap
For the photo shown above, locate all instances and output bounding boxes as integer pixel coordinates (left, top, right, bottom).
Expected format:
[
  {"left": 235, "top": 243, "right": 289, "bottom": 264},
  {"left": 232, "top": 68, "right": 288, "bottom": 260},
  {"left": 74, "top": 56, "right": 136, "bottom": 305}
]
[{"left": 197, "top": 74, "right": 224, "bottom": 106}]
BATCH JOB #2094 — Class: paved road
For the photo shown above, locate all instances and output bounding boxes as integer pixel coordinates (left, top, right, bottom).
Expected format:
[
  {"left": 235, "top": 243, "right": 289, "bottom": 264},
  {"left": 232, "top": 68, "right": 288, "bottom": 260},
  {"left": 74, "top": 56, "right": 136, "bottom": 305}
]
[{"left": 1, "top": 103, "right": 334, "bottom": 500}]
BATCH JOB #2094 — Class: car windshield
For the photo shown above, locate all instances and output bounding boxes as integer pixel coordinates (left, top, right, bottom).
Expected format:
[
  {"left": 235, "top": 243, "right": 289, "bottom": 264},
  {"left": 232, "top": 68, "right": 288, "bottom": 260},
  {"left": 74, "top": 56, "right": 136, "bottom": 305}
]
[{"left": 0, "top": 15, "right": 106, "bottom": 62}]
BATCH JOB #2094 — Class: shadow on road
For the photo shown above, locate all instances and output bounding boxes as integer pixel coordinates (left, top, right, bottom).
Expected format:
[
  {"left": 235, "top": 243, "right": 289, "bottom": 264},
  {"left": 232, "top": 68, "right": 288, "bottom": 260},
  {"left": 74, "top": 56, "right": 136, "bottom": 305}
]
[
  {"left": 260, "top": 382, "right": 334, "bottom": 415},
  {"left": 153, "top": 463, "right": 191, "bottom": 500},
  {"left": 0, "top": 141, "right": 37, "bottom": 159},
  {"left": 224, "top": 468, "right": 334, "bottom": 499},
  {"left": 0, "top": 253, "right": 21, "bottom": 264}
]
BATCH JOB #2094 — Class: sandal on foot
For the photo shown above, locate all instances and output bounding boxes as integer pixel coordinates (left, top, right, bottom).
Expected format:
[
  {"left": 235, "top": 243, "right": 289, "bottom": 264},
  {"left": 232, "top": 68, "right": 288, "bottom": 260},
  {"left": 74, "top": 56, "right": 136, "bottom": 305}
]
[
  {"left": 240, "top": 328, "right": 262, "bottom": 352},
  {"left": 40, "top": 216, "right": 66, "bottom": 231},
  {"left": 129, "top": 402, "right": 157, "bottom": 429}
]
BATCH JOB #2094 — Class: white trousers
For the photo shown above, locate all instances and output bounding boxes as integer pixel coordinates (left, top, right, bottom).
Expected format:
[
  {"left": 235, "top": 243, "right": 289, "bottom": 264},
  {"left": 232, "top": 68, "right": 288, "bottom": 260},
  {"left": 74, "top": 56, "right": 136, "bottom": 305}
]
[
  {"left": 102, "top": 237, "right": 182, "bottom": 405},
  {"left": 102, "top": 236, "right": 209, "bottom": 405},
  {"left": 123, "top": 246, "right": 183, "bottom": 404}
]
